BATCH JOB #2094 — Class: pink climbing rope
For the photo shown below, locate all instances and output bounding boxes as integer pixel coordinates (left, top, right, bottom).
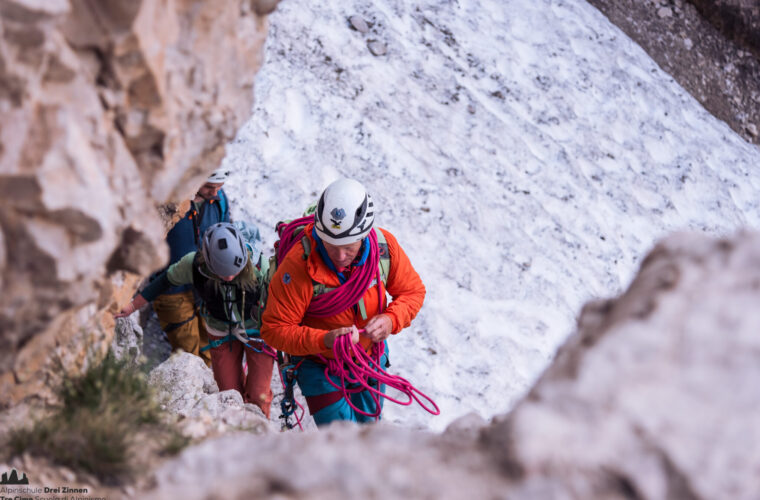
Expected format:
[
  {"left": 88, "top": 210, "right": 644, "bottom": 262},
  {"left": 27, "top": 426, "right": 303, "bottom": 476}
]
[
  {"left": 275, "top": 216, "right": 315, "bottom": 266},
  {"left": 307, "top": 228, "right": 381, "bottom": 318},
  {"left": 316, "top": 332, "right": 440, "bottom": 418}
]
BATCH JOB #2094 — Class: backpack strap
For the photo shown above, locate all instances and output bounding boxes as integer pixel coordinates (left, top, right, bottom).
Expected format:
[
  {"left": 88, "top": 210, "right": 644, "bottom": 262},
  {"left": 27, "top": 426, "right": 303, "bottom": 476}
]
[
  {"left": 301, "top": 235, "right": 311, "bottom": 260},
  {"left": 376, "top": 229, "right": 390, "bottom": 284},
  {"left": 218, "top": 190, "right": 229, "bottom": 222},
  {"left": 189, "top": 203, "right": 201, "bottom": 248}
]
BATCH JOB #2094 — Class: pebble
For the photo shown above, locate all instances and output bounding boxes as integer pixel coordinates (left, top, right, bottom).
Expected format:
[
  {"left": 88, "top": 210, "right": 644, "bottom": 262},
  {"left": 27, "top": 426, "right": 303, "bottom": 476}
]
[
  {"left": 683, "top": 38, "right": 693, "bottom": 50},
  {"left": 657, "top": 7, "right": 673, "bottom": 18},
  {"left": 349, "top": 15, "right": 369, "bottom": 34},
  {"left": 367, "top": 40, "right": 387, "bottom": 56},
  {"left": 746, "top": 123, "right": 758, "bottom": 137}
]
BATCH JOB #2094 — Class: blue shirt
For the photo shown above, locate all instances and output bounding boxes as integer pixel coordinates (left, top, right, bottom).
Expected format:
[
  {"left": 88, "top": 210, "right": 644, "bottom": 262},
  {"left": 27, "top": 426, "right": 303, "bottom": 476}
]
[{"left": 162, "top": 189, "right": 230, "bottom": 293}]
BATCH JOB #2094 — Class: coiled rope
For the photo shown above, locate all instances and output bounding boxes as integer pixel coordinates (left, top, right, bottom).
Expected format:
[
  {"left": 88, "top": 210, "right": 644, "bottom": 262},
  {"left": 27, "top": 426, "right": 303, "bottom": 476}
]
[{"left": 316, "top": 333, "right": 440, "bottom": 418}]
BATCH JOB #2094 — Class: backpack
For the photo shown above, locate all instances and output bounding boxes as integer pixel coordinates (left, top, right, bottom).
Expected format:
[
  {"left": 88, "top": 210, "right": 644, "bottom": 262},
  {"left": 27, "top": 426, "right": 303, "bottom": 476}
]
[{"left": 190, "top": 190, "right": 230, "bottom": 248}]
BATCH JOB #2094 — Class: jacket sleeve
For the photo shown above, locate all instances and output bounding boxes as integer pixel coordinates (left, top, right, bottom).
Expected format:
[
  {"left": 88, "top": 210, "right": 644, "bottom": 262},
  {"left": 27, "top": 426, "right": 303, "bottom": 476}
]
[
  {"left": 141, "top": 252, "right": 196, "bottom": 301},
  {"left": 260, "top": 255, "right": 329, "bottom": 356},
  {"left": 380, "top": 229, "right": 426, "bottom": 334}
]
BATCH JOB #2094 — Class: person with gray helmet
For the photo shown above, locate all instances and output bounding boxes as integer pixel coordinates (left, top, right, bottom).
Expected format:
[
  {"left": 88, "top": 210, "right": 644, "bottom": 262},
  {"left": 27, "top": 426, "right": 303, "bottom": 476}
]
[
  {"left": 117, "top": 222, "right": 274, "bottom": 417},
  {"left": 150, "top": 168, "right": 233, "bottom": 366}
]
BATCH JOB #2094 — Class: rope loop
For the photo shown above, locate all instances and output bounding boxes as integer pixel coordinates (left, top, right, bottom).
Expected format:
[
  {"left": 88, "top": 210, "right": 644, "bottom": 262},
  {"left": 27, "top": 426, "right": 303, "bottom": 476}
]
[{"left": 317, "top": 332, "right": 440, "bottom": 418}]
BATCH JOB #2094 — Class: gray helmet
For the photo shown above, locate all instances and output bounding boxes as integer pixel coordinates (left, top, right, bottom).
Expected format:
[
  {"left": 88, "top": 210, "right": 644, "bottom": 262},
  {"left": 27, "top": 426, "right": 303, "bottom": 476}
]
[
  {"left": 314, "top": 178, "right": 374, "bottom": 245},
  {"left": 201, "top": 223, "right": 247, "bottom": 277}
]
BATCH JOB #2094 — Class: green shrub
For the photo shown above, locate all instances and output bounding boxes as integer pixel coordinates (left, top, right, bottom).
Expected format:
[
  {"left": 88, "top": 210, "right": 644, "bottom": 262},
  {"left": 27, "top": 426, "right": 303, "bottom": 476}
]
[{"left": 8, "top": 352, "right": 185, "bottom": 483}]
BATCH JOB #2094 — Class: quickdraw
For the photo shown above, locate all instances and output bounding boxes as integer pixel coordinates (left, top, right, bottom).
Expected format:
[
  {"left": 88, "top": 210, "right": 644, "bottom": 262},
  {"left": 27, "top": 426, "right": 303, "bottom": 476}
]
[{"left": 277, "top": 352, "right": 305, "bottom": 431}]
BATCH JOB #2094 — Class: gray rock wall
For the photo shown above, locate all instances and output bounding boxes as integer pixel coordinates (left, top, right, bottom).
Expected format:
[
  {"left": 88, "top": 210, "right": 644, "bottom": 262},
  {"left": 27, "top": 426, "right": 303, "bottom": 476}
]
[
  {"left": 689, "top": 0, "right": 760, "bottom": 56},
  {"left": 586, "top": 0, "right": 760, "bottom": 144}
]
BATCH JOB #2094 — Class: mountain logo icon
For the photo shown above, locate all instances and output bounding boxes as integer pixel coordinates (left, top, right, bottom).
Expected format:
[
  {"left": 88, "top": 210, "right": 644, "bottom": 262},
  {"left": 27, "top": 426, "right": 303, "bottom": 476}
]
[{"left": 0, "top": 468, "right": 29, "bottom": 484}]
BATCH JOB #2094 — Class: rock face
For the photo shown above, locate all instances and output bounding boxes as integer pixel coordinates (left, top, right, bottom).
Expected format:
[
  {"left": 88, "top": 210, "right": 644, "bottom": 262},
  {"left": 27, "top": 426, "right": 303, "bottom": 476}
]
[
  {"left": 586, "top": 0, "right": 760, "bottom": 145},
  {"left": 481, "top": 231, "right": 760, "bottom": 498},
  {"left": 149, "top": 352, "right": 221, "bottom": 415},
  {"left": 0, "top": 0, "right": 269, "bottom": 404},
  {"left": 111, "top": 315, "right": 143, "bottom": 363},
  {"left": 144, "top": 231, "right": 760, "bottom": 499},
  {"left": 149, "top": 352, "right": 274, "bottom": 439},
  {"left": 689, "top": 0, "right": 760, "bottom": 55}
]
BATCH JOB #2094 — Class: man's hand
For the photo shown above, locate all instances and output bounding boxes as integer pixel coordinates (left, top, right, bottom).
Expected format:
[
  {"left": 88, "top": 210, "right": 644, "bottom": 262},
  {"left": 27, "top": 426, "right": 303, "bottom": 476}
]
[
  {"left": 114, "top": 294, "right": 148, "bottom": 318},
  {"left": 362, "top": 314, "right": 392, "bottom": 343},
  {"left": 323, "top": 325, "right": 360, "bottom": 349}
]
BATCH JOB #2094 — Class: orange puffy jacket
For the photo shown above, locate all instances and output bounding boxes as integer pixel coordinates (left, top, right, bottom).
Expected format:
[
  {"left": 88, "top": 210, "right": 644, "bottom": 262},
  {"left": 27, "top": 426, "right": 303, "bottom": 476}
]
[{"left": 260, "top": 224, "right": 426, "bottom": 358}]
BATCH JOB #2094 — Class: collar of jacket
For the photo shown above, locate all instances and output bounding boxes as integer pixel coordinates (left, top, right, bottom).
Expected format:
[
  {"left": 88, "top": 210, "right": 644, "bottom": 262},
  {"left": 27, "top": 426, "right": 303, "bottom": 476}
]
[{"left": 304, "top": 224, "right": 346, "bottom": 288}]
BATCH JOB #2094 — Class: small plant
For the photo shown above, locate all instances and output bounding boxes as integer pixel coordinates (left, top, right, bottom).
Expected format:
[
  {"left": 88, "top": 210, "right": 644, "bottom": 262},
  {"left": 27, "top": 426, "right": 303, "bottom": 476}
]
[
  {"left": 160, "top": 430, "right": 191, "bottom": 457},
  {"left": 8, "top": 352, "right": 185, "bottom": 483}
]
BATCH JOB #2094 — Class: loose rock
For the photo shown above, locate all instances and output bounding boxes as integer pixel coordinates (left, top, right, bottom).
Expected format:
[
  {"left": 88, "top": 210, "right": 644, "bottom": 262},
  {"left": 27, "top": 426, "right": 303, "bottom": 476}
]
[
  {"left": 112, "top": 315, "right": 143, "bottom": 363},
  {"left": 349, "top": 15, "right": 370, "bottom": 33},
  {"left": 367, "top": 40, "right": 387, "bottom": 56}
]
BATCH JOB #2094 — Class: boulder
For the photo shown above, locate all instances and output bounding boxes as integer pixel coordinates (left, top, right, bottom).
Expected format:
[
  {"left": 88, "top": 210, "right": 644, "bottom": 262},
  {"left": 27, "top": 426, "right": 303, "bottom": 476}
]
[
  {"left": 149, "top": 352, "right": 274, "bottom": 439},
  {"left": 149, "top": 352, "right": 219, "bottom": 415}
]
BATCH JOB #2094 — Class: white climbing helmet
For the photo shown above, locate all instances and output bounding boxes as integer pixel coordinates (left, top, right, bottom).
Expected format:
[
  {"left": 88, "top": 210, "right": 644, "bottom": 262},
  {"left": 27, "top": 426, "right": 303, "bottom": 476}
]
[
  {"left": 314, "top": 178, "right": 374, "bottom": 245},
  {"left": 206, "top": 168, "right": 230, "bottom": 184},
  {"left": 201, "top": 223, "right": 248, "bottom": 277}
]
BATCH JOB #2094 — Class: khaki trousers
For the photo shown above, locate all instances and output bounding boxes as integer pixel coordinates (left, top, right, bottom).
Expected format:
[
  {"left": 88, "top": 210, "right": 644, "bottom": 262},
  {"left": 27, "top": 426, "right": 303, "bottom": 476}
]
[{"left": 152, "top": 290, "right": 211, "bottom": 367}]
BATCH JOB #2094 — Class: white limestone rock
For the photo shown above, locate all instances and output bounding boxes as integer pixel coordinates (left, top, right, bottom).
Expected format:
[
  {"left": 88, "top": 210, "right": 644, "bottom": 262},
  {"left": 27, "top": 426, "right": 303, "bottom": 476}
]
[
  {"left": 149, "top": 352, "right": 218, "bottom": 415},
  {"left": 111, "top": 315, "right": 143, "bottom": 363}
]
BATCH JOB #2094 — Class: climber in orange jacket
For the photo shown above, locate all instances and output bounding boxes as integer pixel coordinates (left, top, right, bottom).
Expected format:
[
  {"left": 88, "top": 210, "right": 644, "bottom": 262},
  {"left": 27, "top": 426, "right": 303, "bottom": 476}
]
[{"left": 261, "top": 178, "right": 426, "bottom": 425}]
